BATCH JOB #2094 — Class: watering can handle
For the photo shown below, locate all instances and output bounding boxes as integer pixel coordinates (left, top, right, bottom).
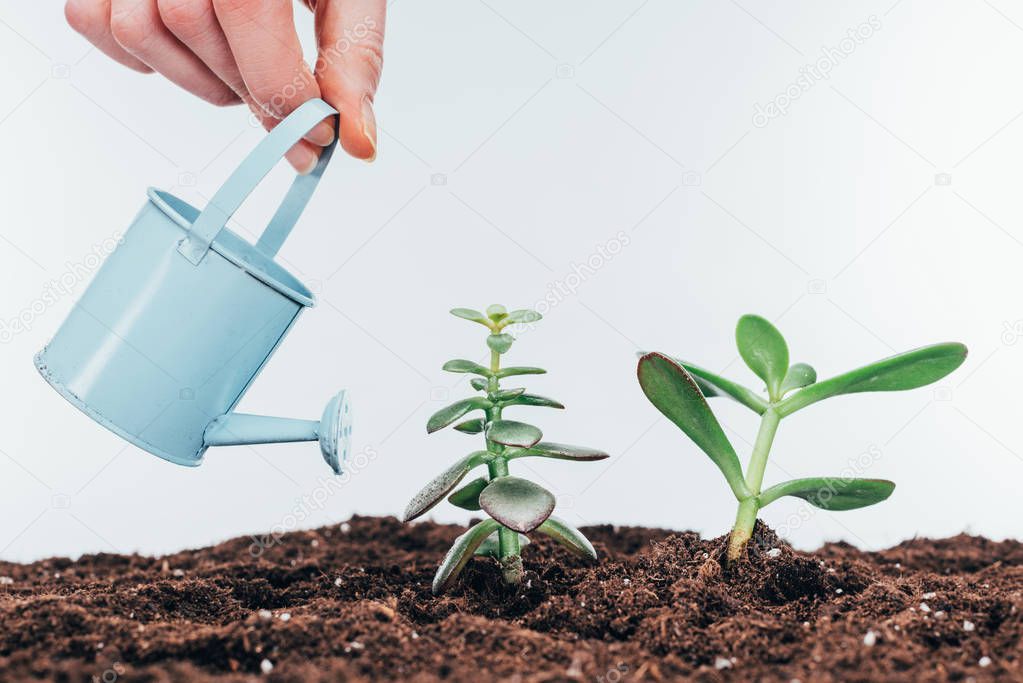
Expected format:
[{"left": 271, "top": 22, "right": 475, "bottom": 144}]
[{"left": 177, "top": 98, "right": 339, "bottom": 265}]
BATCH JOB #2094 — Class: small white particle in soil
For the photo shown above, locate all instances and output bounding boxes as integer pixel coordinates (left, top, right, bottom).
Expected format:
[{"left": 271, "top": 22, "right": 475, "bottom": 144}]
[
  {"left": 260, "top": 659, "right": 273, "bottom": 674},
  {"left": 935, "top": 611, "right": 945, "bottom": 618},
  {"left": 894, "top": 625, "right": 901, "bottom": 631},
  {"left": 311, "top": 539, "right": 319, "bottom": 547},
  {"left": 334, "top": 577, "right": 343, "bottom": 587},
  {"left": 279, "top": 612, "right": 291, "bottom": 622},
  {"left": 0, "top": 577, "right": 13, "bottom": 585},
  {"left": 349, "top": 641, "right": 365, "bottom": 651},
  {"left": 863, "top": 630, "right": 877, "bottom": 647},
  {"left": 920, "top": 602, "right": 931, "bottom": 613},
  {"left": 623, "top": 578, "right": 631, "bottom": 585},
  {"left": 836, "top": 588, "right": 843, "bottom": 594},
  {"left": 258, "top": 609, "right": 272, "bottom": 621},
  {"left": 827, "top": 568, "right": 836, "bottom": 574},
  {"left": 895, "top": 563, "right": 901, "bottom": 569},
  {"left": 97, "top": 642, "right": 104, "bottom": 650},
  {"left": 922, "top": 591, "right": 937, "bottom": 599},
  {"left": 340, "top": 522, "right": 352, "bottom": 533},
  {"left": 172, "top": 569, "right": 184, "bottom": 577},
  {"left": 702, "top": 552, "right": 709, "bottom": 559},
  {"left": 766, "top": 548, "right": 781, "bottom": 558},
  {"left": 411, "top": 631, "right": 419, "bottom": 640},
  {"left": 714, "top": 657, "right": 732, "bottom": 670},
  {"left": 979, "top": 657, "right": 992, "bottom": 668},
  {"left": 963, "top": 620, "right": 975, "bottom": 632}
]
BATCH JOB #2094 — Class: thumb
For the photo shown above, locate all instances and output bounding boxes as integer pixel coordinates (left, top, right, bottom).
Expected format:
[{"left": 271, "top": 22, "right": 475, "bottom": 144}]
[{"left": 312, "top": 0, "right": 385, "bottom": 161}]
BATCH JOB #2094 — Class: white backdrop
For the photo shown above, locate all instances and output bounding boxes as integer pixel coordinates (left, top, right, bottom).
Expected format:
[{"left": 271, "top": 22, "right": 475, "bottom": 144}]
[{"left": 1, "top": 1, "right": 1021, "bottom": 562}]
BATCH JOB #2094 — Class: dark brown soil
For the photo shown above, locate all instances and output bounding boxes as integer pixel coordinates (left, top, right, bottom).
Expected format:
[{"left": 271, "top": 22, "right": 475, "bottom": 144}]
[{"left": 0, "top": 517, "right": 1019, "bottom": 682}]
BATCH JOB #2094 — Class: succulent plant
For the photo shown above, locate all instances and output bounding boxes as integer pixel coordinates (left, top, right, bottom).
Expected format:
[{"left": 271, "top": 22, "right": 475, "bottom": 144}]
[
  {"left": 638, "top": 314, "right": 967, "bottom": 561},
  {"left": 403, "top": 306, "right": 609, "bottom": 593}
]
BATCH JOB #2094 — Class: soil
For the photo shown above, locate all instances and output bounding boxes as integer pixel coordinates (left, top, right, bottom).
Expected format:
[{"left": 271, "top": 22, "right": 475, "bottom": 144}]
[{"left": 0, "top": 517, "right": 1019, "bottom": 682}]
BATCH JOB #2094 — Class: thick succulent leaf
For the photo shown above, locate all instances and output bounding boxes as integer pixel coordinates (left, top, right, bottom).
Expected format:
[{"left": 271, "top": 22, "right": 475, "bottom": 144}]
[
  {"left": 505, "top": 309, "right": 542, "bottom": 324},
  {"left": 777, "top": 343, "right": 968, "bottom": 417},
  {"left": 450, "top": 308, "right": 489, "bottom": 326},
  {"left": 780, "top": 363, "right": 817, "bottom": 396},
  {"left": 479, "top": 476, "right": 556, "bottom": 533},
  {"left": 453, "top": 418, "right": 485, "bottom": 434},
  {"left": 470, "top": 378, "right": 488, "bottom": 391},
  {"left": 538, "top": 516, "right": 597, "bottom": 559},
  {"left": 496, "top": 366, "right": 546, "bottom": 379},
  {"left": 486, "top": 420, "right": 543, "bottom": 448},
  {"left": 432, "top": 519, "right": 500, "bottom": 595},
  {"left": 486, "top": 304, "right": 507, "bottom": 321},
  {"left": 447, "top": 476, "right": 489, "bottom": 510},
  {"left": 637, "top": 353, "right": 751, "bottom": 500},
  {"left": 759, "top": 477, "right": 896, "bottom": 511},
  {"left": 474, "top": 531, "right": 530, "bottom": 558},
  {"left": 402, "top": 451, "right": 489, "bottom": 522},
  {"left": 500, "top": 393, "right": 565, "bottom": 410},
  {"left": 427, "top": 397, "right": 491, "bottom": 433},
  {"left": 513, "top": 441, "right": 610, "bottom": 462},
  {"left": 736, "top": 314, "right": 790, "bottom": 399},
  {"left": 443, "top": 359, "right": 493, "bottom": 377},
  {"left": 671, "top": 359, "right": 768, "bottom": 415},
  {"left": 493, "top": 387, "right": 526, "bottom": 401},
  {"left": 487, "top": 333, "right": 514, "bottom": 354}
]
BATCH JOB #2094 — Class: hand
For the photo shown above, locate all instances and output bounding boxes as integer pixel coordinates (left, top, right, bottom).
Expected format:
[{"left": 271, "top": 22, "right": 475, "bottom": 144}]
[{"left": 65, "top": 0, "right": 385, "bottom": 171}]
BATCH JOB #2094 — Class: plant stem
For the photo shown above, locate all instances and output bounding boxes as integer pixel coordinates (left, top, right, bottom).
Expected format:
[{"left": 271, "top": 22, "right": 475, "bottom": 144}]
[
  {"left": 484, "top": 346, "right": 523, "bottom": 585},
  {"left": 727, "top": 407, "right": 781, "bottom": 560}
]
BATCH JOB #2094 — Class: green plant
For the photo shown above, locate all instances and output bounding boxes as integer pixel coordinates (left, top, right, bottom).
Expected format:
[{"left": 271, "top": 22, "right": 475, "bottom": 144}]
[
  {"left": 403, "top": 305, "right": 609, "bottom": 594},
  {"left": 637, "top": 314, "right": 967, "bottom": 561}
]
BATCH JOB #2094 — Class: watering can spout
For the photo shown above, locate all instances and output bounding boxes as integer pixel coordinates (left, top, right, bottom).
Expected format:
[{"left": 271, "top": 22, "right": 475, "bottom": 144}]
[{"left": 202, "top": 391, "right": 351, "bottom": 475}]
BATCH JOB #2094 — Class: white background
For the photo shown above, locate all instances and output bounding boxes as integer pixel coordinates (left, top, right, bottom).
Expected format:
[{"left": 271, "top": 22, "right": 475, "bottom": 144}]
[{"left": 1, "top": 1, "right": 1021, "bottom": 562}]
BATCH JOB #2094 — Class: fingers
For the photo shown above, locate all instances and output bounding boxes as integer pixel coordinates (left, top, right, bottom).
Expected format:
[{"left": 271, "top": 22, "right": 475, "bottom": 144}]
[
  {"left": 65, "top": 0, "right": 152, "bottom": 73},
  {"left": 211, "top": 0, "right": 333, "bottom": 146},
  {"left": 155, "top": 0, "right": 325, "bottom": 171},
  {"left": 311, "top": 0, "right": 386, "bottom": 160},
  {"left": 108, "top": 0, "right": 239, "bottom": 106}
]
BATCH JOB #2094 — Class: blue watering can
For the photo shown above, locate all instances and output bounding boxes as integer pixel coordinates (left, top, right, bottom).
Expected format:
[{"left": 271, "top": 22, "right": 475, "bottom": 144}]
[{"left": 35, "top": 98, "right": 350, "bottom": 474}]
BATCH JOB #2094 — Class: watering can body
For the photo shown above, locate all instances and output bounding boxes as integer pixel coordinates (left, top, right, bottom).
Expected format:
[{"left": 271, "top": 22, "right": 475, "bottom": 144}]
[{"left": 36, "top": 99, "right": 349, "bottom": 472}]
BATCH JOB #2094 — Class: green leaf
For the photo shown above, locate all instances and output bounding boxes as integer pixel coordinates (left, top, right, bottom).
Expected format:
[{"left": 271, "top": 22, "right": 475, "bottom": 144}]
[
  {"left": 470, "top": 378, "right": 488, "bottom": 391},
  {"left": 443, "top": 359, "right": 493, "bottom": 377},
  {"left": 493, "top": 387, "right": 526, "bottom": 401},
  {"left": 453, "top": 418, "right": 484, "bottom": 434},
  {"left": 504, "top": 309, "right": 542, "bottom": 325},
  {"left": 759, "top": 477, "right": 896, "bottom": 511},
  {"left": 736, "top": 314, "right": 790, "bottom": 400},
  {"left": 486, "top": 304, "right": 507, "bottom": 322},
  {"left": 427, "top": 397, "right": 491, "bottom": 433},
  {"left": 487, "top": 333, "right": 514, "bottom": 354},
  {"left": 450, "top": 308, "right": 490, "bottom": 326},
  {"left": 403, "top": 451, "right": 490, "bottom": 522},
  {"left": 637, "top": 353, "right": 751, "bottom": 500},
  {"left": 501, "top": 393, "right": 565, "bottom": 409},
  {"left": 513, "top": 441, "right": 609, "bottom": 462},
  {"left": 486, "top": 420, "right": 543, "bottom": 448},
  {"left": 432, "top": 518, "right": 500, "bottom": 595},
  {"left": 474, "top": 531, "right": 530, "bottom": 558},
  {"left": 780, "top": 362, "right": 817, "bottom": 396},
  {"left": 479, "top": 476, "right": 556, "bottom": 533},
  {"left": 448, "top": 476, "right": 489, "bottom": 510},
  {"left": 777, "top": 343, "right": 968, "bottom": 417},
  {"left": 496, "top": 366, "right": 546, "bottom": 379},
  {"left": 537, "top": 516, "right": 596, "bottom": 560},
  {"left": 672, "top": 359, "right": 768, "bottom": 415}
]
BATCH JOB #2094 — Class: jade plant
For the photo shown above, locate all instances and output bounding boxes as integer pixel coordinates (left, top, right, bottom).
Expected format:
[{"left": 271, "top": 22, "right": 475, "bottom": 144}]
[
  {"left": 403, "top": 305, "right": 609, "bottom": 594},
  {"left": 637, "top": 314, "right": 967, "bottom": 561}
]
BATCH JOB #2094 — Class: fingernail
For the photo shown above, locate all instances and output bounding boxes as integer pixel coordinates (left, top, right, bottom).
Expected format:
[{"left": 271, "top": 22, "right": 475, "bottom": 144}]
[
  {"left": 361, "top": 95, "right": 377, "bottom": 162},
  {"left": 305, "top": 120, "right": 335, "bottom": 147},
  {"left": 287, "top": 145, "right": 319, "bottom": 175}
]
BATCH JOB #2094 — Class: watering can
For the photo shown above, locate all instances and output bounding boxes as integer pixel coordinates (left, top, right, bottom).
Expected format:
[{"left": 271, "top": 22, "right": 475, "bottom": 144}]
[{"left": 35, "top": 98, "right": 350, "bottom": 474}]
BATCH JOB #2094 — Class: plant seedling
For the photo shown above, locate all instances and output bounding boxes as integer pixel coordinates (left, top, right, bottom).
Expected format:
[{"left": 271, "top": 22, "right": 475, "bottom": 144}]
[
  {"left": 403, "top": 305, "right": 609, "bottom": 594},
  {"left": 637, "top": 314, "right": 967, "bottom": 561}
]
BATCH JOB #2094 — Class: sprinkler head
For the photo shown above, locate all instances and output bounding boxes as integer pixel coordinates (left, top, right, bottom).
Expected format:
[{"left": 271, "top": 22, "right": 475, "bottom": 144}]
[{"left": 318, "top": 390, "right": 352, "bottom": 475}]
